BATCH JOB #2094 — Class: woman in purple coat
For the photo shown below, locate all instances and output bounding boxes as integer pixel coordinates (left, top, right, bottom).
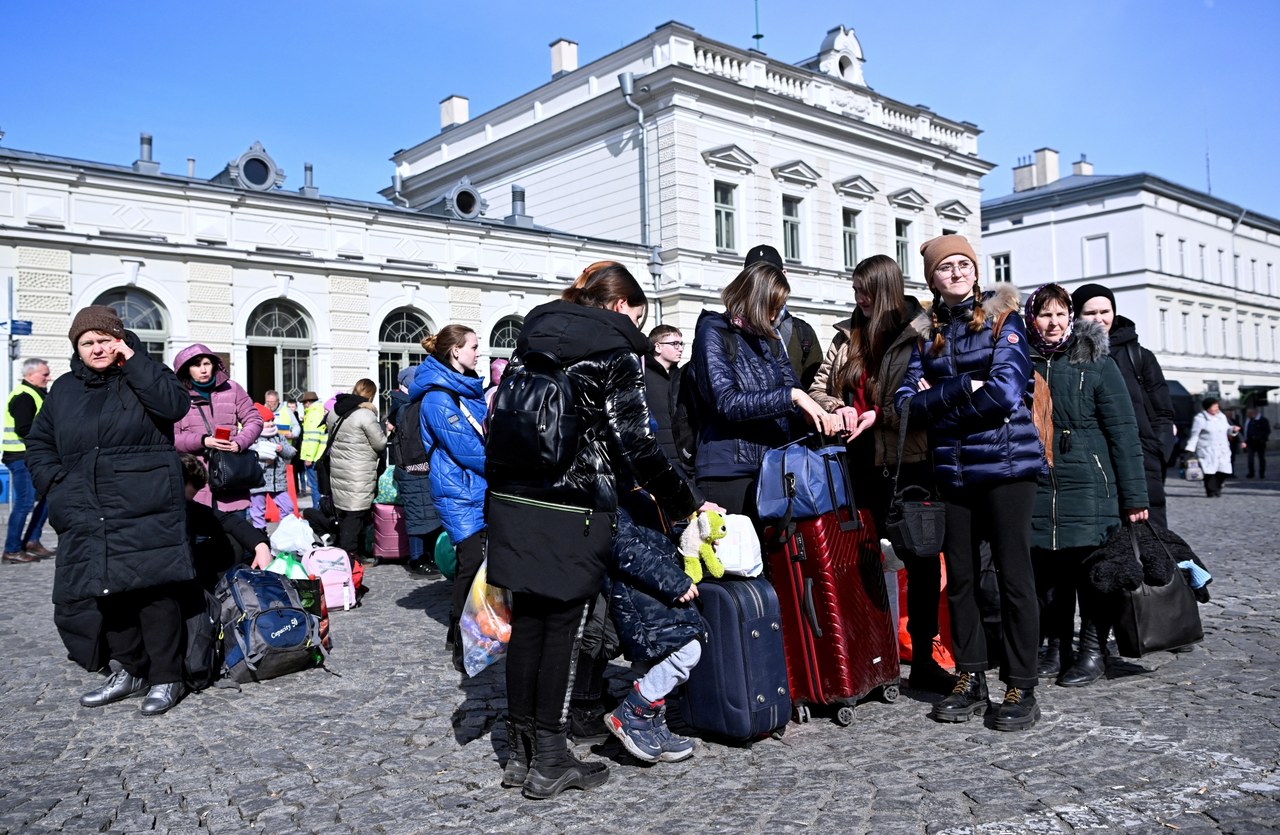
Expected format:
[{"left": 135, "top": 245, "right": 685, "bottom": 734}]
[{"left": 171, "top": 344, "right": 262, "bottom": 513}]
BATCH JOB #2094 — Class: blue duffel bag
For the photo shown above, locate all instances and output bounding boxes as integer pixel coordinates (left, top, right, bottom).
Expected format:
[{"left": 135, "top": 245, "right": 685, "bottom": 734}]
[{"left": 755, "top": 436, "right": 858, "bottom": 531}]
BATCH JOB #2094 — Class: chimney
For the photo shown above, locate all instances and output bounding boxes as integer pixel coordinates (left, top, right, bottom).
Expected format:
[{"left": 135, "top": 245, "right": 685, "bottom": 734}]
[
  {"left": 299, "top": 162, "right": 319, "bottom": 198},
  {"left": 1013, "top": 155, "right": 1037, "bottom": 193},
  {"left": 187, "top": 157, "right": 196, "bottom": 177},
  {"left": 504, "top": 185, "right": 535, "bottom": 228},
  {"left": 550, "top": 38, "right": 578, "bottom": 78},
  {"left": 1033, "top": 147, "right": 1060, "bottom": 187},
  {"left": 132, "top": 132, "right": 161, "bottom": 175},
  {"left": 1072, "top": 155, "right": 1094, "bottom": 176},
  {"left": 440, "top": 95, "right": 469, "bottom": 131}
]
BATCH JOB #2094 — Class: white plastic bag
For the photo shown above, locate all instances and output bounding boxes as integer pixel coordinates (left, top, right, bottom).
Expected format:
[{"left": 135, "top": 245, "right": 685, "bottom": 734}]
[
  {"left": 717, "top": 514, "right": 763, "bottom": 578},
  {"left": 270, "top": 513, "right": 315, "bottom": 555},
  {"left": 253, "top": 438, "right": 278, "bottom": 462}
]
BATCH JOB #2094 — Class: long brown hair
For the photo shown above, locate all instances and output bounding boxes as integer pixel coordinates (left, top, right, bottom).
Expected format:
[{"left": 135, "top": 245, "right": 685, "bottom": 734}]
[
  {"left": 421, "top": 324, "right": 476, "bottom": 367},
  {"left": 562, "top": 261, "right": 647, "bottom": 311},
  {"left": 722, "top": 261, "right": 789, "bottom": 336},
  {"left": 832, "top": 255, "right": 905, "bottom": 402},
  {"left": 352, "top": 378, "right": 377, "bottom": 401}
]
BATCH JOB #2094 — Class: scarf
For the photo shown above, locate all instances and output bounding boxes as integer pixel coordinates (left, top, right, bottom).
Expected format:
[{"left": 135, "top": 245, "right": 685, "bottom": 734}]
[{"left": 1024, "top": 284, "right": 1075, "bottom": 357}]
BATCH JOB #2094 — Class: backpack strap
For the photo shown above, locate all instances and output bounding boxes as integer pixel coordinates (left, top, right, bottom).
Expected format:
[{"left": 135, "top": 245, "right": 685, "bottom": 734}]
[{"left": 418, "top": 385, "right": 482, "bottom": 470}]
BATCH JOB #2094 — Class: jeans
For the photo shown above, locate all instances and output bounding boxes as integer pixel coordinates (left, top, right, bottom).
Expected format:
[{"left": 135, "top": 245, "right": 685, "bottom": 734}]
[
  {"left": 4, "top": 459, "right": 44, "bottom": 553},
  {"left": 634, "top": 640, "right": 702, "bottom": 703},
  {"left": 304, "top": 462, "right": 320, "bottom": 503}
]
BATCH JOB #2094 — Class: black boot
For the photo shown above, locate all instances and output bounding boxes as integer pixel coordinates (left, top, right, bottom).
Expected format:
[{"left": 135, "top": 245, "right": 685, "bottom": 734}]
[
  {"left": 522, "top": 729, "right": 610, "bottom": 800},
  {"left": 1058, "top": 622, "right": 1106, "bottom": 687},
  {"left": 501, "top": 718, "right": 535, "bottom": 788},
  {"left": 1037, "top": 638, "right": 1061, "bottom": 679},
  {"left": 992, "top": 685, "right": 1041, "bottom": 731},
  {"left": 908, "top": 654, "right": 958, "bottom": 695},
  {"left": 568, "top": 699, "right": 611, "bottom": 744},
  {"left": 930, "top": 670, "right": 989, "bottom": 722}
]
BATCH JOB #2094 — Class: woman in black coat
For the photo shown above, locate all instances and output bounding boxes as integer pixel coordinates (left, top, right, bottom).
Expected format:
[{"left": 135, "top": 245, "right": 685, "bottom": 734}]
[
  {"left": 26, "top": 306, "right": 194, "bottom": 716},
  {"left": 486, "top": 262, "right": 708, "bottom": 800}
]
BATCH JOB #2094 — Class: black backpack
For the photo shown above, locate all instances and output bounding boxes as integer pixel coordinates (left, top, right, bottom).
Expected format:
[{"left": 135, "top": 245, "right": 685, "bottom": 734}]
[{"left": 485, "top": 350, "right": 581, "bottom": 482}]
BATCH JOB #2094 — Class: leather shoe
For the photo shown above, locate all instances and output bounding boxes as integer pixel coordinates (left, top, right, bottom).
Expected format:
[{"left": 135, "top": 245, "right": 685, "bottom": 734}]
[
  {"left": 930, "top": 670, "right": 989, "bottom": 722},
  {"left": 992, "top": 686, "right": 1041, "bottom": 731},
  {"left": 24, "top": 541, "right": 55, "bottom": 558},
  {"left": 3, "top": 551, "right": 37, "bottom": 564},
  {"left": 80, "top": 669, "right": 148, "bottom": 707},
  {"left": 140, "top": 682, "right": 186, "bottom": 716}
]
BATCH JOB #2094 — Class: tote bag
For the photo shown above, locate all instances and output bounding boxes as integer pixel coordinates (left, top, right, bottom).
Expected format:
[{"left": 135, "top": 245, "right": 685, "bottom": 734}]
[{"left": 1113, "top": 526, "right": 1204, "bottom": 658}]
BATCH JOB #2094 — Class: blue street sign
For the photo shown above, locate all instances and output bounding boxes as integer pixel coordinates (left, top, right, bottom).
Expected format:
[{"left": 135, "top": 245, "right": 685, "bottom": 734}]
[{"left": 9, "top": 321, "right": 32, "bottom": 336}]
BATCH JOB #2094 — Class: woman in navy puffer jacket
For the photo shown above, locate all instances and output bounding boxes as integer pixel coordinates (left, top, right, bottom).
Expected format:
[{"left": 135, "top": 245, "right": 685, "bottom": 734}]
[
  {"left": 690, "top": 261, "right": 839, "bottom": 516},
  {"left": 896, "top": 234, "right": 1045, "bottom": 732}
]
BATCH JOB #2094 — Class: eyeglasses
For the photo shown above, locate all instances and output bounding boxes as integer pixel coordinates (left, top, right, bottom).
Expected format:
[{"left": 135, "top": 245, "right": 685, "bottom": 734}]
[
  {"left": 658, "top": 341, "right": 685, "bottom": 349},
  {"left": 935, "top": 260, "right": 975, "bottom": 276}
]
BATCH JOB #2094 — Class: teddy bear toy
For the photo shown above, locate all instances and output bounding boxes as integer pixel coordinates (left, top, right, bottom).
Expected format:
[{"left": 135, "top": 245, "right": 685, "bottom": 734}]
[{"left": 679, "top": 510, "right": 728, "bottom": 584}]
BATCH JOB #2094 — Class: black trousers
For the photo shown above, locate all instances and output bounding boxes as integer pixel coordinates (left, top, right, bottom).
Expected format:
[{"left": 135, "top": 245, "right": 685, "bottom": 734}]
[
  {"left": 449, "top": 530, "right": 488, "bottom": 633},
  {"left": 98, "top": 584, "right": 184, "bottom": 684},
  {"left": 336, "top": 508, "right": 369, "bottom": 556},
  {"left": 847, "top": 437, "right": 942, "bottom": 650},
  {"left": 1032, "top": 545, "right": 1096, "bottom": 650},
  {"left": 506, "top": 593, "right": 591, "bottom": 732},
  {"left": 1204, "top": 472, "right": 1227, "bottom": 497},
  {"left": 695, "top": 475, "right": 758, "bottom": 520},
  {"left": 1246, "top": 448, "right": 1267, "bottom": 478},
  {"left": 941, "top": 479, "right": 1039, "bottom": 689}
]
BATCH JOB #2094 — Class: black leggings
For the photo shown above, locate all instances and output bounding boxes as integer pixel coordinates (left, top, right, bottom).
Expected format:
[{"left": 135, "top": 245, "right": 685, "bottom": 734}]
[
  {"left": 99, "top": 584, "right": 185, "bottom": 685},
  {"left": 1033, "top": 545, "right": 1094, "bottom": 649},
  {"left": 450, "top": 530, "right": 487, "bottom": 632},
  {"left": 336, "top": 508, "right": 368, "bottom": 556},
  {"left": 941, "top": 479, "right": 1039, "bottom": 689},
  {"left": 506, "top": 593, "right": 591, "bottom": 733}
]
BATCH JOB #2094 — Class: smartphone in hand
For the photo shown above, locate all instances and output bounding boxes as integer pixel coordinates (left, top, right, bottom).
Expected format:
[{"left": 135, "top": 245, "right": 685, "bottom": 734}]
[{"left": 214, "top": 426, "right": 232, "bottom": 442}]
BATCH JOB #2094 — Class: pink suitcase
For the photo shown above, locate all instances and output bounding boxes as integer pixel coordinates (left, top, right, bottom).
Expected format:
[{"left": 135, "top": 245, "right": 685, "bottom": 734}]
[{"left": 372, "top": 503, "right": 409, "bottom": 561}]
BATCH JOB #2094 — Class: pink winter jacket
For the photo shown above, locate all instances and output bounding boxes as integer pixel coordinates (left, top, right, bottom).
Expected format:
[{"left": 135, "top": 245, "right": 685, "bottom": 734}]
[{"left": 172, "top": 344, "right": 263, "bottom": 511}]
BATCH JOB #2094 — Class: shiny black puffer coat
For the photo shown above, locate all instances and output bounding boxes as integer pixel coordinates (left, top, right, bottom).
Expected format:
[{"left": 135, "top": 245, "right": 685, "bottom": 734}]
[
  {"left": 25, "top": 331, "right": 194, "bottom": 604},
  {"left": 607, "top": 508, "right": 705, "bottom": 663}
]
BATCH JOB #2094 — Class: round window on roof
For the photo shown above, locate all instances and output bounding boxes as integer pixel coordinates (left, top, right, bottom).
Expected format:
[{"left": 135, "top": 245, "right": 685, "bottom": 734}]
[{"left": 242, "top": 157, "right": 271, "bottom": 186}]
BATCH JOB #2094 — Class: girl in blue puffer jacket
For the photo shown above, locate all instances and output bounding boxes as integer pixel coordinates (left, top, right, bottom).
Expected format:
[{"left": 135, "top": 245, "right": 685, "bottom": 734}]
[{"left": 895, "top": 234, "right": 1046, "bottom": 732}]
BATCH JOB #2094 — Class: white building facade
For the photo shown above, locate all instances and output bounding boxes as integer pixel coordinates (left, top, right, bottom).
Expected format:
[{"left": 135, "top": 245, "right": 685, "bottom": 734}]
[
  {"left": 982, "top": 148, "right": 1280, "bottom": 407},
  {"left": 0, "top": 143, "right": 645, "bottom": 408},
  {"left": 391, "top": 21, "right": 994, "bottom": 338}
]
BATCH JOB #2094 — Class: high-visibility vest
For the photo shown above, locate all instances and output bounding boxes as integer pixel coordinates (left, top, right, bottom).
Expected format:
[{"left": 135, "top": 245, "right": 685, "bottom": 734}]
[
  {"left": 271, "top": 404, "right": 297, "bottom": 439},
  {"left": 299, "top": 402, "right": 328, "bottom": 462},
  {"left": 3, "top": 382, "right": 45, "bottom": 453}
]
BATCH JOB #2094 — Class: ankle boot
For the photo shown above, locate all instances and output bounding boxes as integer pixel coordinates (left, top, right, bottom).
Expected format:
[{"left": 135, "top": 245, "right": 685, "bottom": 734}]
[
  {"left": 80, "top": 668, "right": 148, "bottom": 707},
  {"left": 522, "top": 728, "right": 610, "bottom": 800},
  {"left": 908, "top": 654, "right": 958, "bottom": 695},
  {"left": 930, "top": 670, "right": 989, "bottom": 722},
  {"left": 1037, "top": 638, "right": 1061, "bottom": 678},
  {"left": 992, "top": 685, "right": 1041, "bottom": 731},
  {"left": 501, "top": 718, "right": 535, "bottom": 788},
  {"left": 1058, "top": 622, "right": 1106, "bottom": 687}
]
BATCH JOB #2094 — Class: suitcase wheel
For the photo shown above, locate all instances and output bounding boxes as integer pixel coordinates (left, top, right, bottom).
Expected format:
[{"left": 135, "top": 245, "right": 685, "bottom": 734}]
[
  {"left": 793, "top": 704, "right": 811, "bottom": 725},
  {"left": 835, "top": 705, "right": 856, "bottom": 727},
  {"left": 880, "top": 684, "right": 900, "bottom": 704}
]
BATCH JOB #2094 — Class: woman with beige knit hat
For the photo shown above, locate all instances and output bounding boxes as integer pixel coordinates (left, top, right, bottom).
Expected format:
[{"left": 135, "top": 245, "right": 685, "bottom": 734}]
[
  {"left": 895, "top": 235, "right": 1047, "bottom": 731},
  {"left": 26, "top": 305, "right": 195, "bottom": 716}
]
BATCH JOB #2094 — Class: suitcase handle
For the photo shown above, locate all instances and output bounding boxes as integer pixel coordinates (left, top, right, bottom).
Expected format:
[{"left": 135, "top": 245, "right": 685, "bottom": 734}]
[{"left": 802, "top": 577, "right": 824, "bottom": 638}]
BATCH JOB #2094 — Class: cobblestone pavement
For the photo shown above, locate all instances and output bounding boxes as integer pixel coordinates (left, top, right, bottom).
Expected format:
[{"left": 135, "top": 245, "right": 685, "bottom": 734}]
[{"left": 1, "top": 477, "right": 1277, "bottom": 834}]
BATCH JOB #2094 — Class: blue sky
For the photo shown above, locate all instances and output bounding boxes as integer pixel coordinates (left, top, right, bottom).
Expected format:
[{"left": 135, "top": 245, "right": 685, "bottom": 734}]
[{"left": 2, "top": 1, "right": 1275, "bottom": 215}]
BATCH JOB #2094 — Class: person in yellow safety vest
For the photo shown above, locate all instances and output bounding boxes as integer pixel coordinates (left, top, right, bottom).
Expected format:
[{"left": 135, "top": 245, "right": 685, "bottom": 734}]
[
  {"left": 4, "top": 358, "right": 53, "bottom": 563},
  {"left": 262, "top": 389, "right": 300, "bottom": 441},
  {"left": 298, "top": 391, "right": 327, "bottom": 500}
]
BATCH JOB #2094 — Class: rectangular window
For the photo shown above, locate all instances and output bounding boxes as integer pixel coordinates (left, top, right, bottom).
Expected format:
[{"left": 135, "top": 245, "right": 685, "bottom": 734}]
[
  {"left": 1255, "top": 322, "right": 1262, "bottom": 358},
  {"left": 1155, "top": 233, "right": 1164, "bottom": 272},
  {"left": 1177, "top": 239, "right": 1186, "bottom": 276},
  {"left": 1181, "top": 311, "right": 1189, "bottom": 353},
  {"left": 1218, "top": 249, "right": 1225, "bottom": 283},
  {"left": 1199, "top": 244, "right": 1207, "bottom": 279},
  {"left": 782, "top": 196, "right": 802, "bottom": 262},
  {"left": 1250, "top": 258, "right": 1258, "bottom": 292},
  {"left": 1159, "top": 309, "right": 1168, "bottom": 351},
  {"left": 713, "top": 181, "right": 736, "bottom": 252},
  {"left": 1234, "top": 254, "right": 1241, "bottom": 285},
  {"left": 1202, "top": 315, "right": 1210, "bottom": 355},
  {"left": 895, "top": 219, "right": 912, "bottom": 277},
  {"left": 1237, "top": 319, "right": 1245, "bottom": 358},
  {"left": 1083, "top": 234, "right": 1110, "bottom": 277},
  {"left": 992, "top": 253, "right": 1013, "bottom": 283},
  {"left": 1222, "top": 317, "right": 1230, "bottom": 356},
  {"left": 841, "top": 208, "right": 859, "bottom": 269}
]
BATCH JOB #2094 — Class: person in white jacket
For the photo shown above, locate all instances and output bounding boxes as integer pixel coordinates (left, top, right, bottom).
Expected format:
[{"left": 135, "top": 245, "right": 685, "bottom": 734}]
[{"left": 1185, "top": 397, "right": 1238, "bottom": 498}]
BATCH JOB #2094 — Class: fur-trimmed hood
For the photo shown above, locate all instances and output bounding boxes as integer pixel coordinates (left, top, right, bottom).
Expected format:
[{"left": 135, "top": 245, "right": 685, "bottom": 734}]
[
  {"left": 910, "top": 284, "right": 1021, "bottom": 341},
  {"left": 1066, "top": 318, "right": 1110, "bottom": 364}
]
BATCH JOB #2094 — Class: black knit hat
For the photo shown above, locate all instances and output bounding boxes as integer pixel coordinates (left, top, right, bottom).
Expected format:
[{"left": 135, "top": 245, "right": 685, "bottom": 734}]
[
  {"left": 1071, "top": 283, "right": 1116, "bottom": 314},
  {"left": 68, "top": 305, "right": 126, "bottom": 345}
]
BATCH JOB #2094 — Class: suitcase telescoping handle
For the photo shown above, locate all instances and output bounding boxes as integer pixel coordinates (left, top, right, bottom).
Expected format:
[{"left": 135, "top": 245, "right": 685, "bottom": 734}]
[{"left": 821, "top": 449, "right": 859, "bottom": 533}]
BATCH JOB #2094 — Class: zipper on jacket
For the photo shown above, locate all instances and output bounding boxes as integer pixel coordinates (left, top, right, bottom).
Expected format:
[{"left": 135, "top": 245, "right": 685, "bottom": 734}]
[
  {"left": 491, "top": 491, "right": 596, "bottom": 536},
  {"left": 1091, "top": 453, "right": 1111, "bottom": 497}
]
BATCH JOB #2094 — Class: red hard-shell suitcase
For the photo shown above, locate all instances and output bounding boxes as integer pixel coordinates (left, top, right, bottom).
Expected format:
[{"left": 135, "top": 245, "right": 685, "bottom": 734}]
[
  {"left": 372, "top": 502, "right": 409, "bottom": 561},
  {"left": 766, "top": 507, "right": 900, "bottom": 725}
]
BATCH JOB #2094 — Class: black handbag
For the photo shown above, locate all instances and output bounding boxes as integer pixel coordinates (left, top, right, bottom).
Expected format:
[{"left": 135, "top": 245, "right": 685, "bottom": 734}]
[
  {"left": 198, "top": 405, "right": 265, "bottom": 493},
  {"left": 1112, "top": 525, "right": 1204, "bottom": 658},
  {"left": 883, "top": 398, "right": 946, "bottom": 557}
]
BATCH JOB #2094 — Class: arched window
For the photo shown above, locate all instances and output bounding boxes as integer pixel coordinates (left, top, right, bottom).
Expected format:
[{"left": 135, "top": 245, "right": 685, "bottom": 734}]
[
  {"left": 378, "top": 308, "right": 432, "bottom": 415},
  {"left": 246, "top": 301, "right": 312, "bottom": 404},
  {"left": 93, "top": 288, "right": 168, "bottom": 363},
  {"left": 490, "top": 316, "right": 524, "bottom": 360}
]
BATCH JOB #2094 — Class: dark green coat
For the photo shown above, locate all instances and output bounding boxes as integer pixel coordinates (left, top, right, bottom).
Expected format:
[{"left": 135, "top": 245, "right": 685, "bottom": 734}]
[{"left": 1031, "top": 320, "right": 1148, "bottom": 551}]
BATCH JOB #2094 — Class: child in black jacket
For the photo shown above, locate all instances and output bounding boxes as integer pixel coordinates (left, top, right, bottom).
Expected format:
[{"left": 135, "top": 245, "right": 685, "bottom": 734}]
[{"left": 605, "top": 506, "right": 706, "bottom": 763}]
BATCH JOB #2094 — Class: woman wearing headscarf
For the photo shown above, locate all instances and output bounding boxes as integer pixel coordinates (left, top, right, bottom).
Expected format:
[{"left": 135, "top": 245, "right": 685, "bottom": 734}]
[
  {"left": 1184, "top": 397, "right": 1236, "bottom": 498},
  {"left": 171, "top": 344, "right": 263, "bottom": 513},
  {"left": 26, "top": 306, "right": 194, "bottom": 716},
  {"left": 896, "top": 235, "right": 1046, "bottom": 731},
  {"left": 1023, "top": 283, "right": 1147, "bottom": 687}
]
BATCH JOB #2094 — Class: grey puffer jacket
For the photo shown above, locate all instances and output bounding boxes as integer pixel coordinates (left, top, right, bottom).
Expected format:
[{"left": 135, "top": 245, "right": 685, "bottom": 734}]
[
  {"left": 250, "top": 436, "right": 297, "bottom": 495},
  {"left": 326, "top": 395, "right": 387, "bottom": 512}
]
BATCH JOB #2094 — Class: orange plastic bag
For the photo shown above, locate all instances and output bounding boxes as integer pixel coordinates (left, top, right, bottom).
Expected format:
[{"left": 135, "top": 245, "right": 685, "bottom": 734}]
[{"left": 897, "top": 554, "right": 956, "bottom": 671}]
